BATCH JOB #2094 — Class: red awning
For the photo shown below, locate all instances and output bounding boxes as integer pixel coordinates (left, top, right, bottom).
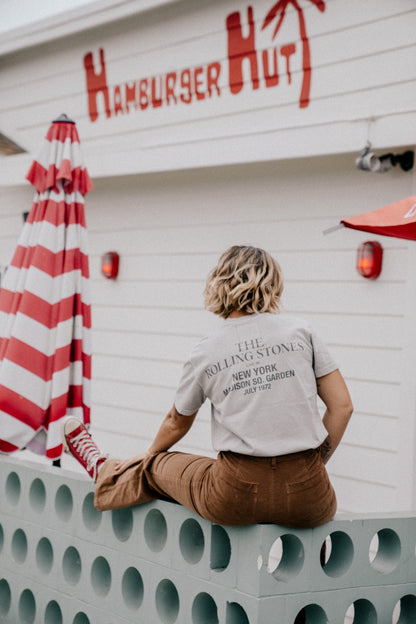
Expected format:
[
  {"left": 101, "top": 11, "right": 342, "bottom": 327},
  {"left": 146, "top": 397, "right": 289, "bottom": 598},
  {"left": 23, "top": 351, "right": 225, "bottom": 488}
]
[{"left": 341, "top": 195, "right": 416, "bottom": 241}]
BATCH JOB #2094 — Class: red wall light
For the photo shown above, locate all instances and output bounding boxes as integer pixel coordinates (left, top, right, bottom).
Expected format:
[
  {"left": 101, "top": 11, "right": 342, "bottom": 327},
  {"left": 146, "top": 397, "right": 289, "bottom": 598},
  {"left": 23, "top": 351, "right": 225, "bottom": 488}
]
[
  {"left": 101, "top": 252, "right": 120, "bottom": 279},
  {"left": 356, "top": 241, "right": 383, "bottom": 280}
]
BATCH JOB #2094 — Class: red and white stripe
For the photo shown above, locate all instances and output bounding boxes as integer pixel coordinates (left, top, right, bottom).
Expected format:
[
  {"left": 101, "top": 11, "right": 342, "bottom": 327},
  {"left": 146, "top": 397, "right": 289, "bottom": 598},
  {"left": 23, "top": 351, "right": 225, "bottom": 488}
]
[
  {"left": 0, "top": 121, "right": 93, "bottom": 459},
  {"left": 26, "top": 122, "right": 93, "bottom": 195}
]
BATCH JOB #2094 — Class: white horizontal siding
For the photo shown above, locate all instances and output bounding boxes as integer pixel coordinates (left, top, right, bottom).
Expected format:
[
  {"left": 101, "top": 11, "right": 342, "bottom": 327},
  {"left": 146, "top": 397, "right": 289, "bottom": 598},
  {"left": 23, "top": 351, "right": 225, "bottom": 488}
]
[
  {"left": 0, "top": 186, "right": 33, "bottom": 267},
  {"left": 307, "top": 314, "right": 403, "bottom": 350},
  {"left": 330, "top": 475, "right": 395, "bottom": 513},
  {"left": 331, "top": 444, "right": 398, "bottom": 488},
  {"left": 347, "top": 379, "right": 401, "bottom": 420},
  {"left": 93, "top": 330, "right": 198, "bottom": 361},
  {"left": 332, "top": 345, "right": 402, "bottom": 384},
  {"left": 0, "top": 0, "right": 415, "bottom": 182},
  {"left": 92, "top": 306, "right": 215, "bottom": 336},
  {"left": 341, "top": 413, "right": 399, "bottom": 453}
]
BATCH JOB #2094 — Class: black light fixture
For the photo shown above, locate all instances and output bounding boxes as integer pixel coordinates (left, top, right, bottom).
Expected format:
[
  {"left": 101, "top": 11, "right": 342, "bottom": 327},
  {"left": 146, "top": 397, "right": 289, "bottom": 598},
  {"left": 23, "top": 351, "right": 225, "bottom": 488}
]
[
  {"left": 355, "top": 143, "right": 414, "bottom": 173},
  {"left": 381, "top": 150, "right": 414, "bottom": 172}
]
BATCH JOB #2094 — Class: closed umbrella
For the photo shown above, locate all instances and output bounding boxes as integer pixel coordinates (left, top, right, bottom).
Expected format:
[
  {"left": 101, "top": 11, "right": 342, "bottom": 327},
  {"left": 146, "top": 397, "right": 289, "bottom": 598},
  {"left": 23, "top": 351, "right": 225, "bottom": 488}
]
[
  {"left": 325, "top": 195, "right": 416, "bottom": 241},
  {"left": 0, "top": 114, "right": 93, "bottom": 459}
]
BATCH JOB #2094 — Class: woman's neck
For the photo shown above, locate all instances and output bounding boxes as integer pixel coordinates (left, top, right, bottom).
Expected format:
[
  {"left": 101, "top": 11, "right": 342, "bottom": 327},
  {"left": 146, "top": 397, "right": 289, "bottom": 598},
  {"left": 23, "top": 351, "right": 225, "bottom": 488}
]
[{"left": 228, "top": 310, "right": 249, "bottom": 318}]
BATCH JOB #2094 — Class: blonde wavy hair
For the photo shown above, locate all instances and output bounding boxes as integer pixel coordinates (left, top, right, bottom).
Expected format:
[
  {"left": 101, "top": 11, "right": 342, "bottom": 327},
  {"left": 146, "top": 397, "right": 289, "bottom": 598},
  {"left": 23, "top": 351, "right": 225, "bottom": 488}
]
[{"left": 204, "top": 245, "right": 284, "bottom": 318}]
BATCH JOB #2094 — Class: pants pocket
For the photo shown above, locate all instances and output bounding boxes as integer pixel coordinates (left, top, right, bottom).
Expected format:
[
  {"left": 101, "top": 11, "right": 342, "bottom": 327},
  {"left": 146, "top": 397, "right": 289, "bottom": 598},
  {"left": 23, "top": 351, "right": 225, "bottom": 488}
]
[
  {"left": 204, "top": 471, "right": 258, "bottom": 526},
  {"left": 286, "top": 464, "right": 326, "bottom": 495},
  {"left": 286, "top": 458, "right": 336, "bottom": 527}
]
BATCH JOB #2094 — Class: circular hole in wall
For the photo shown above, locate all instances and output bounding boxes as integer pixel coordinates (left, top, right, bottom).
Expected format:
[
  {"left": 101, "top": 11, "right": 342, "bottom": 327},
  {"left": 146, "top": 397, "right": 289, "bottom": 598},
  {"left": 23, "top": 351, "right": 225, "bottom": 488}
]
[
  {"left": 225, "top": 601, "right": 250, "bottom": 624},
  {"left": 91, "top": 556, "right": 111, "bottom": 596},
  {"left": 122, "top": 567, "right": 144, "bottom": 610},
  {"left": 5, "top": 471, "right": 21, "bottom": 506},
  {"left": 344, "top": 599, "right": 377, "bottom": 624},
  {"left": 19, "top": 588, "right": 36, "bottom": 624},
  {"left": 321, "top": 531, "right": 354, "bottom": 577},
  {"left": 63, "top": 547, "right": 82, "bottom": 585},
  {"left": 0, "top": 524, "right": 4, "bottom": 552},
  {"left": 112, "top": 508, "right": 133, "bottom": 542},
  {"left": 393, "top": 595, "right": 416, "bottom": 624},
  {"left": 82, "top": 493, "right": 102, "bottom": 532},
  {"left": 144, "top": 509, "right": 168, "bottom": 552},
  {"left": 294, "top": 604, "right": 328, "bottom": 624},
  {"left": 72, "top": 613, "right": 91, "bottom": 624},
  {"left": 320, "top": 535, "right": 332, "bottom": 565},
  {"left": 267, "top": 534, "right": 305, "bottom": 581},
  {"left": 155, "top": 579, "right": 180, "bottom": 623},
  {"left": 29, "top": 478, "right": 46, "bottom": 513},
  {"left": 44, "top": 600, "right": 63, "bottom": 624},
  {"left": 369, "top": 529, "right": 401, "bottom": 574},
  {"left": 211, "top": 525, "right": 231, "bottom": 571},
  {"left": 55, "top": 485, "right": 73, "bottom": 522},
  {"left": 192, "top": 593, "right": 219, "bottom": 624},
  {"left": 36, "top": 537, "right": 54, "bottom": 574},
  {"left": 179, "top": 519, "right": 205, "bottom": 564},
  {"left": 393, "top": 600, "right": 401, "bottom": 624},
  {"left": 11, "top": 529, "right": 28, "bottom": 564},
  {"left": 0, "top": 579, "right": 11, "bottom": 615}
]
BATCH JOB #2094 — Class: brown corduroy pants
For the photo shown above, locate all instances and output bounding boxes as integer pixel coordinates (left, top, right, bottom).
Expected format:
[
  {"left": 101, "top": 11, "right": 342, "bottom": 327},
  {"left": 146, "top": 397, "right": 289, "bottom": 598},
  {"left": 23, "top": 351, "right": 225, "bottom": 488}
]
[{"left": 94, "top": 447, "right": 336, "bottom": 528}]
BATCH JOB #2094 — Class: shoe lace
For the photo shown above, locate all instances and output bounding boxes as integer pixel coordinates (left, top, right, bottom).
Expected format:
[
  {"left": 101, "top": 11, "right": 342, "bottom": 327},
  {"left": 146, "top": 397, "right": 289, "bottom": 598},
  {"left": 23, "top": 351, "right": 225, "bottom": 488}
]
[{"left": 72, "top": 430, "right": 104, "bottom": 478}]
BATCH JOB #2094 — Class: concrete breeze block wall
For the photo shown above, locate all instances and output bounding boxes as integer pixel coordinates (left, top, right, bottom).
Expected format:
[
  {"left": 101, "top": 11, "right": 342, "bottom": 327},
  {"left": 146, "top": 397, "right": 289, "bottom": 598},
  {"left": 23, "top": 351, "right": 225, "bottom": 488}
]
[{"left": 0, "top": 455, "right": 415, "bottom": 624}]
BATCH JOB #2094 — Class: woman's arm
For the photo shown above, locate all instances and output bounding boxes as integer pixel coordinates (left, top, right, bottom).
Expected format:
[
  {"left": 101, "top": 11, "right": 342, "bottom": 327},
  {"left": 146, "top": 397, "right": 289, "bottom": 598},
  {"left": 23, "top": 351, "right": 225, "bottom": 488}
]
[
  {"left": 316, "top": 369, "right": 353, "bottom": 463},
  {"left": 146, "top": 404, "right": 198, "bottom": 455}
]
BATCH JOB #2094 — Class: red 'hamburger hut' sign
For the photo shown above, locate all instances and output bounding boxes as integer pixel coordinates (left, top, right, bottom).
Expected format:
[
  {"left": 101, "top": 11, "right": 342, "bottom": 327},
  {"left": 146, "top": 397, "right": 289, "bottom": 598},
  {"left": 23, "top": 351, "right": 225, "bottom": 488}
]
[{"left": 83, "top": 1, "right": 326, "bottom": 123}]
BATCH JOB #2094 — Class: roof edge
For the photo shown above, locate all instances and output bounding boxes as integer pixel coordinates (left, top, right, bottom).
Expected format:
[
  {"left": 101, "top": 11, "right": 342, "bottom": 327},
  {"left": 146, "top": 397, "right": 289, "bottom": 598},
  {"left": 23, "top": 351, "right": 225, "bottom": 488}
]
[{"left": 0, "top": 0, "right": 179, "bottom": 56}]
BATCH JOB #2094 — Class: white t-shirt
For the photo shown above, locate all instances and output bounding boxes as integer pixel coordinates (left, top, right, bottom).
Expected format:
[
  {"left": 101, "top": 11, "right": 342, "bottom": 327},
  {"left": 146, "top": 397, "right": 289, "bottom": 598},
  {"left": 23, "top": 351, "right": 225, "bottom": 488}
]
[{"left": 174, "top": 313, "right": 338, "bottom": 457}]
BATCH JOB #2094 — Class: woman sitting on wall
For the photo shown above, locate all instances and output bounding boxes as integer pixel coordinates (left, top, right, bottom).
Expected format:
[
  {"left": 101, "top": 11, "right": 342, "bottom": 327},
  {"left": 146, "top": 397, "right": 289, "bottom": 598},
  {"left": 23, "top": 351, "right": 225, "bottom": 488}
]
[{"left": 62, "top": 245, "right": 353, "bottom": 528}]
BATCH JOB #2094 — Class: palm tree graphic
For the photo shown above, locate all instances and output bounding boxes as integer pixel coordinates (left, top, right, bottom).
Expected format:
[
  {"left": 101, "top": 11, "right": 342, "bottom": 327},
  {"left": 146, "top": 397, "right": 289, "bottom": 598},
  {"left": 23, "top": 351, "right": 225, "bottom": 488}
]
[{"left": 262, "top": 0, "right": 325, "bottom": 108}]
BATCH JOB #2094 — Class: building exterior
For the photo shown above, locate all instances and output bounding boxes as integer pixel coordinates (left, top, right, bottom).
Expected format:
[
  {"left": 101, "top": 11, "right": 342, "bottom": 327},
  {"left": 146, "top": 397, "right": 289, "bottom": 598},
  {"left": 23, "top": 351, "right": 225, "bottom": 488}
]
[{"left": 0, "top": 0, "right": 415, "bottom": 514}]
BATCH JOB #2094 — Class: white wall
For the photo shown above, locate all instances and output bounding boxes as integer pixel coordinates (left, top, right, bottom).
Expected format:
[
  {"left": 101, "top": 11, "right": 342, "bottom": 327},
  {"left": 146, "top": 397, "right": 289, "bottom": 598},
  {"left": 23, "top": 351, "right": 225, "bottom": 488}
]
[{"left": 1, "top": 0, "right": 415, "bottom": 182}]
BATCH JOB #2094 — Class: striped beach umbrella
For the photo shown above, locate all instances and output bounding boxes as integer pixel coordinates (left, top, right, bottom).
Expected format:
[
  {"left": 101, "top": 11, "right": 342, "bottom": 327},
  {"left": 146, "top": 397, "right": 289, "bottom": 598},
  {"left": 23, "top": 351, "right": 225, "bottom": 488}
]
[{"left": 0, "top": 114, "right": 93, "bottom": 459}]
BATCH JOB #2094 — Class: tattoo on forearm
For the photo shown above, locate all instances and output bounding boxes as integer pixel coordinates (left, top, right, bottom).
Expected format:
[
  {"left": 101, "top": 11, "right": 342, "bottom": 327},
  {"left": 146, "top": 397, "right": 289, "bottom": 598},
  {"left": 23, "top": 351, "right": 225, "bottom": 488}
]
[{"left": 320, "top": 436, "right": 332, "bottom": 462}]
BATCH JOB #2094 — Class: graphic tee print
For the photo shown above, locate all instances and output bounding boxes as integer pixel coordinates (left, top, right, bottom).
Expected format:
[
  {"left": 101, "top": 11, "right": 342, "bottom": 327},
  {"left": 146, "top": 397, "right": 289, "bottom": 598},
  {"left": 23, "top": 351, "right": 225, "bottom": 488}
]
[{"left": 174, "top": 313, "right": 338, "bottom": 456}]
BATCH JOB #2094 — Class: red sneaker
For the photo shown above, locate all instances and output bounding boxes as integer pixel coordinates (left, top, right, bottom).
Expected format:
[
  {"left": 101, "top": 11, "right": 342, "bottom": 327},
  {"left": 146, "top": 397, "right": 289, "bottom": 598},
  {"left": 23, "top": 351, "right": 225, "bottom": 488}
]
[{"left": 61, "top": 417, "right": 107, "bottom": 481}]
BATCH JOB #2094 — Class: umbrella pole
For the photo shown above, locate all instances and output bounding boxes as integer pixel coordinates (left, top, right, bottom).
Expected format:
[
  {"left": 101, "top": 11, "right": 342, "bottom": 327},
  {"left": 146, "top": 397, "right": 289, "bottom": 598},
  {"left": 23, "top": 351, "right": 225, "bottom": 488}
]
[{"left": 323, "top": 223, "right": 345, "bottom": 235}]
